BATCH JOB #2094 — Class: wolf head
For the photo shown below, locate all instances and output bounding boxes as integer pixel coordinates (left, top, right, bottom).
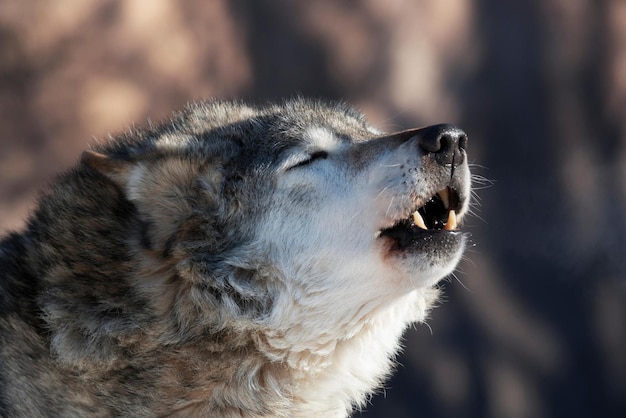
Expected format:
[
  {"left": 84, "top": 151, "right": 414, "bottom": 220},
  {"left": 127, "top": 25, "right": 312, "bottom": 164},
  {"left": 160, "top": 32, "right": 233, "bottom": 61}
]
[{"left": 31, "top": 98, "right": 470, "bottom": 414}]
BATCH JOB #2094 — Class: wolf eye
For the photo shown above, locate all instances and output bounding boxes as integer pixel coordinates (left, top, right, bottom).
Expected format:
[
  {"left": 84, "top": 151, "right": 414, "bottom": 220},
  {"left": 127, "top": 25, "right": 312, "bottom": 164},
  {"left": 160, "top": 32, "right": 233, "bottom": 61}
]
[{"left": 288, "top": 150, "right": 329, "bottom": 170}]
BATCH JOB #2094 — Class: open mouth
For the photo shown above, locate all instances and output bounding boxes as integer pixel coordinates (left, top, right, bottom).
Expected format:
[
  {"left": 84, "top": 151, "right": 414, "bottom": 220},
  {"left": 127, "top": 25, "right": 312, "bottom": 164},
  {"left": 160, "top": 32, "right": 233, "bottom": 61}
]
[{"left": 379, "top": 187, "right": 462, "bottom": 250}]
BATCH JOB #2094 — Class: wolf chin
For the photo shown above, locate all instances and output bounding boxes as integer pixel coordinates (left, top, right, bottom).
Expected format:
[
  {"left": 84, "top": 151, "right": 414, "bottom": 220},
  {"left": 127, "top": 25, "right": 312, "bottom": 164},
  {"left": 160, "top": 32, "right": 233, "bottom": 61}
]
[{"left": 0, "top": 99, "right": 471, "bottom": 417}]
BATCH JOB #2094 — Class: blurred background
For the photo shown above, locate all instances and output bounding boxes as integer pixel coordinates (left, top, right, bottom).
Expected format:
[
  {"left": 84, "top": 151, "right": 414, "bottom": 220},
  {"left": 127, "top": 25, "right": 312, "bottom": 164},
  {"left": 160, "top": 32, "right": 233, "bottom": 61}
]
[{"left": 1, "top": 1, "right": 625, "bottom": 417}]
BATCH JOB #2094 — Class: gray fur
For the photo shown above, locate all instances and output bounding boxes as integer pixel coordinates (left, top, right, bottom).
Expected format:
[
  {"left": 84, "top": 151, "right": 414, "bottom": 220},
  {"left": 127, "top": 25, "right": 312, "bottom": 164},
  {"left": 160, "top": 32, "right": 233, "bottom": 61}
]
[{"left": 0, "top": 98, "right": 470, "bottom": 417}]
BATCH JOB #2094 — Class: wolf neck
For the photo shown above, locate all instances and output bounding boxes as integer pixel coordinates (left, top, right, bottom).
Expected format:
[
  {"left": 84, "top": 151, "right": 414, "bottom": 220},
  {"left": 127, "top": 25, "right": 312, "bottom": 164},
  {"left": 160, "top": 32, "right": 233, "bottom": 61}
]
[{"left": 255, "top": 289, "right": 437, "bottom": 416}]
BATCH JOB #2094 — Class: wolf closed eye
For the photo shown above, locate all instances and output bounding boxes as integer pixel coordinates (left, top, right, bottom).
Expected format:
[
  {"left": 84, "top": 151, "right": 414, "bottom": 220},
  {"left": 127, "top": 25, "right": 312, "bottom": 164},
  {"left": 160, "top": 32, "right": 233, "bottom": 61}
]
[{"left": 287, "top": 150, "right": 330, "bottom": 170}]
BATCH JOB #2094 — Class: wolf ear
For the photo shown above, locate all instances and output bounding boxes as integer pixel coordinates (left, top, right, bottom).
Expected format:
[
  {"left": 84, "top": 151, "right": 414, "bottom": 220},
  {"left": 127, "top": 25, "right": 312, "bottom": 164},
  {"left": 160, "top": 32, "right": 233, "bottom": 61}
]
[{"left": 81, "top": 150, "right": 132, "bottom": 188}]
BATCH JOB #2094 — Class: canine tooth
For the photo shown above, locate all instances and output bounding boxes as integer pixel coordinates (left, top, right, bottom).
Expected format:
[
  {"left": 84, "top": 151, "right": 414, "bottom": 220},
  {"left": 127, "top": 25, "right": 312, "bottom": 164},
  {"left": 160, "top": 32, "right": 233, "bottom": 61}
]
[
  {"left": 438, "top": 188, "right": 450, "bottom": 209},
  {"left": 413, "top": 211, "right": 427, "bottom": 230},
  {"left": 444, "top": 210, "right": 457, "bottom": 231}
]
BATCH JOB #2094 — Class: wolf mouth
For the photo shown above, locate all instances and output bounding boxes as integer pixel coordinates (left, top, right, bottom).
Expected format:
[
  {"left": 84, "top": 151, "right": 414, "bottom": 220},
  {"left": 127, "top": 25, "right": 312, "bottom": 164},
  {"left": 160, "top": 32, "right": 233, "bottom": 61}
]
[{"left": 379, "top": 186, "right": 463, "bottom": 250}]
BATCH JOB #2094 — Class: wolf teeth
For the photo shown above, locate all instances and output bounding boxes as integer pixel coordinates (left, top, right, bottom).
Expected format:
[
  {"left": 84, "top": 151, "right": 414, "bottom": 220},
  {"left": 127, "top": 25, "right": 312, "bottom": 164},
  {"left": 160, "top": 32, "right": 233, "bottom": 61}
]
[
  {"left": 412, "top": 208, "right": 457, "bottom": 231},
  {"left": 412, "top": 211, "right": 427, "bottom": 230},
  {"left": 438, "top": 188, "right": 450, "bottom": 209},
  {"left": 444, "top": 210, "right": 457, "bottom": 231}
]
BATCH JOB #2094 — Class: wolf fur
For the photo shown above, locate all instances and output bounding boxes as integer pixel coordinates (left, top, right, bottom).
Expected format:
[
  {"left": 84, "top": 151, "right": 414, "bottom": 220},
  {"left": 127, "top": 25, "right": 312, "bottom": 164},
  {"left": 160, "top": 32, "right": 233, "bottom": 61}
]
[{"left": 0, "top": 99, "right": 471, "bottom": 417}]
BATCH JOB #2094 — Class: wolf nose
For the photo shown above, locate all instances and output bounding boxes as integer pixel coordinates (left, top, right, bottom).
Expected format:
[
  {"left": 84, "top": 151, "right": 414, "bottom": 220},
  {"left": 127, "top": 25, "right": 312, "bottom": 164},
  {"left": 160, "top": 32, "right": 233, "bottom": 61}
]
[{"left": 415, "top": 124, "right": 467, "bottom": 167}]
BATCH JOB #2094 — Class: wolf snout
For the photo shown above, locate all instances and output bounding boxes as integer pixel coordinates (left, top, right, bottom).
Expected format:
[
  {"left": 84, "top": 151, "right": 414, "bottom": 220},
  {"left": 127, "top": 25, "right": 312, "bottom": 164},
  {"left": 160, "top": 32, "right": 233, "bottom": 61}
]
[{"left": 414, "top": 124, "right": 467, "bottom": 168}]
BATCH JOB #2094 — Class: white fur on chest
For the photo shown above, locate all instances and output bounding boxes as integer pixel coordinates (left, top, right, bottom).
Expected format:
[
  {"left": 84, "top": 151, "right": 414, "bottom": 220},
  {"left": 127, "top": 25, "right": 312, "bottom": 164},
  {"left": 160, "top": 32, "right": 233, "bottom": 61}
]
[{"left": 277, "top": 289, "right": 437, "bottom": 417}]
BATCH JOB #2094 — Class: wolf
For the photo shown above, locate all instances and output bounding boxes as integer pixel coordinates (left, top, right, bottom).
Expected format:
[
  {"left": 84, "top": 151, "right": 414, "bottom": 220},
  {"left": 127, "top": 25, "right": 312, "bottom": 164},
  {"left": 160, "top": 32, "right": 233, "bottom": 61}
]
[{"left": 0, "top": 98, "right": 471, "bottom": 417}]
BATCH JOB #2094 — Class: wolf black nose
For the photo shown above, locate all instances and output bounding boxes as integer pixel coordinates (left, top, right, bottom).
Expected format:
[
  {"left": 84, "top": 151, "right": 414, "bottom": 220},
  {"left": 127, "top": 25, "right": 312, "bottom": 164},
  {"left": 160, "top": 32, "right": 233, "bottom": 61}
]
[{"left": 416, "top": 124, "right": 467, "bottom": 167}]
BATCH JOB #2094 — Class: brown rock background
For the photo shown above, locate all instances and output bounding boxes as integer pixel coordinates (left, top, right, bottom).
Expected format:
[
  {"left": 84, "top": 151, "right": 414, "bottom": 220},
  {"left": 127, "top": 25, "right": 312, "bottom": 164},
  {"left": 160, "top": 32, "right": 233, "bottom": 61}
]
[{"left": 1, "top": 1, "right": 625, "bottom": 417}]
